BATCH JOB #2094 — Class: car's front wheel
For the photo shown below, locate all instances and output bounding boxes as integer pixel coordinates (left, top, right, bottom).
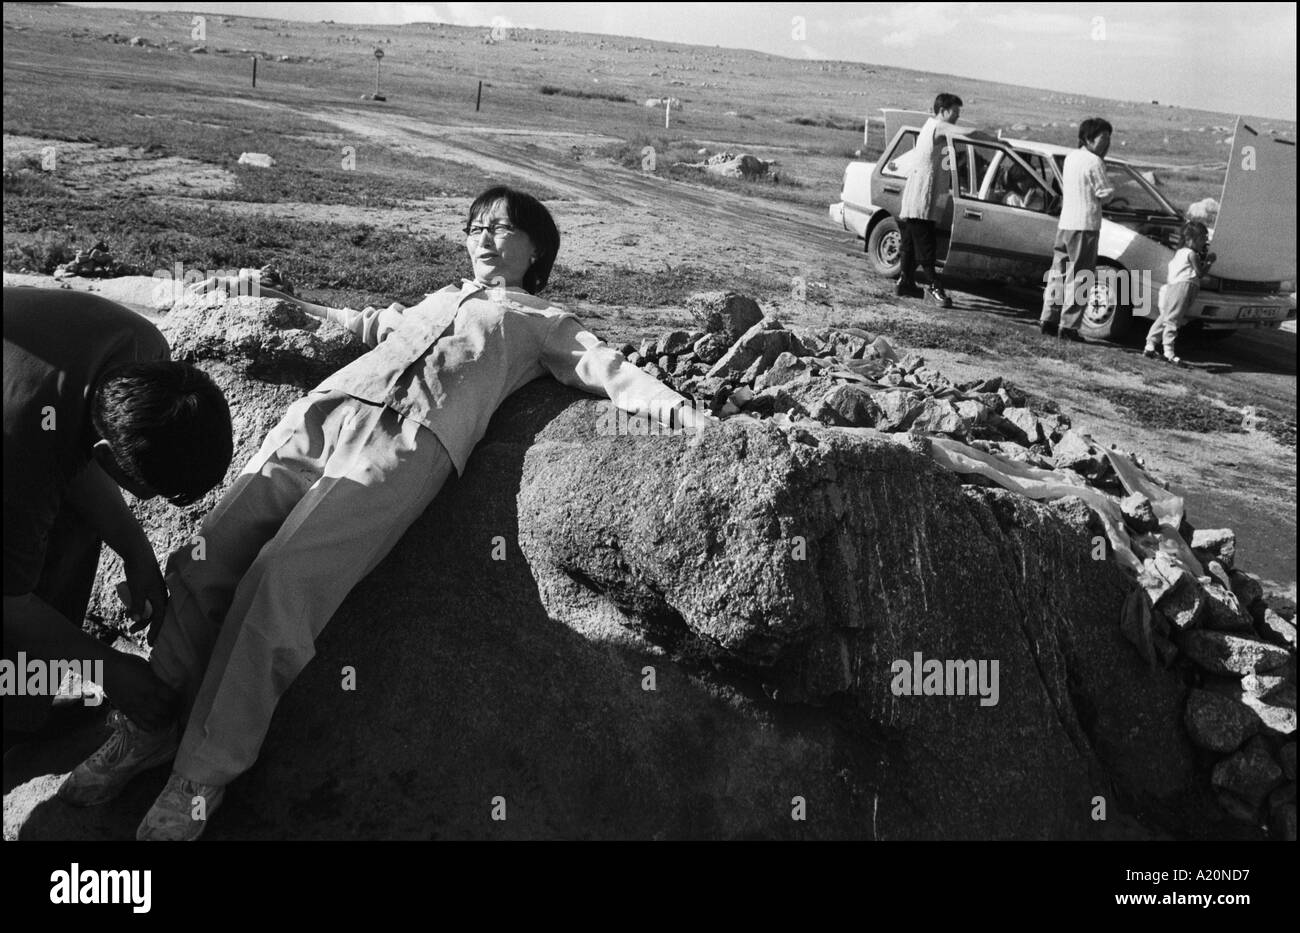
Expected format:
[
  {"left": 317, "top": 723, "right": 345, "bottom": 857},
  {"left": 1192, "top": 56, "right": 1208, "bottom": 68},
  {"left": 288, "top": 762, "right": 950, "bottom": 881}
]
[
  {"left": 1079, "top": 260, "right": 1133, "bottom": 341},
  {"left": 867, "top": 216, "right": 902, "bottom": 277}
]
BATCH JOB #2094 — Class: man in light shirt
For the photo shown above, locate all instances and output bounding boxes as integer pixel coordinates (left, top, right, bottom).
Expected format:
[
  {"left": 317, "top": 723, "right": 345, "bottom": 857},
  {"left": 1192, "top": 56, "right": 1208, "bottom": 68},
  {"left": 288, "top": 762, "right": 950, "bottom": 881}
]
[{"left": 1040, "top": 118, "right": 1115, "bottom": 341}]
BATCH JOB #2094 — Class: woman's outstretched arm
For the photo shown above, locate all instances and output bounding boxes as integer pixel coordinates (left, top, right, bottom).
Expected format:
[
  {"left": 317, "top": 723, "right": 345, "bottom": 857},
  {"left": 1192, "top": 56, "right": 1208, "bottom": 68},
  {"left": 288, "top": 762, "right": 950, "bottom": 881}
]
[
  {"left": 540, "top": 313, "right": 713, "bottom": 433},
  {"left": 259, "top": 285, "right": 406, "bottom": 348},
  {"left": 188, "top": 273, "right": 405, "bottom": 348}
]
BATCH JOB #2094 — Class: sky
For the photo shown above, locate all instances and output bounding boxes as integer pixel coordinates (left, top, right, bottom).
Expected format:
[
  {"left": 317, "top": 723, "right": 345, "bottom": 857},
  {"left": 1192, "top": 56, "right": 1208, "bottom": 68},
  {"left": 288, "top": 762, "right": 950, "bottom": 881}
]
[{"left": 67, "top": 2, "right": 1298, "bottom": 120}]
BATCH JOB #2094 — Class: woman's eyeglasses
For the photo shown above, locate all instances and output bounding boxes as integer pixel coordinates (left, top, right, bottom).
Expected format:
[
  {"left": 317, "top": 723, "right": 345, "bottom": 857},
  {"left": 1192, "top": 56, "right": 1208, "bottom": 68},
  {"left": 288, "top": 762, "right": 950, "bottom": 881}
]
[{"left": 464, "top": 222, "right": 519, "bottom": 239}]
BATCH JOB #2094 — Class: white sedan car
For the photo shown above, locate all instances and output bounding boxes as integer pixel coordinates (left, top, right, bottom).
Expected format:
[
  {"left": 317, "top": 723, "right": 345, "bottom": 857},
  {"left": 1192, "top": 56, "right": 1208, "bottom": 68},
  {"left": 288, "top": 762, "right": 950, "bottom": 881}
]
[{"left": 831, "top": 111, "right": 1296, "bottom": 340}]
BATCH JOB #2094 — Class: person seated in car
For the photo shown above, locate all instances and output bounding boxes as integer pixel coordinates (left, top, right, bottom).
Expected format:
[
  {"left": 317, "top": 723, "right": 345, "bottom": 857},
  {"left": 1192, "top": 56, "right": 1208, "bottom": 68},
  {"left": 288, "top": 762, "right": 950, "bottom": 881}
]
[{"left": 1001, "top": 166, "right": 1047, "bottom": 211}]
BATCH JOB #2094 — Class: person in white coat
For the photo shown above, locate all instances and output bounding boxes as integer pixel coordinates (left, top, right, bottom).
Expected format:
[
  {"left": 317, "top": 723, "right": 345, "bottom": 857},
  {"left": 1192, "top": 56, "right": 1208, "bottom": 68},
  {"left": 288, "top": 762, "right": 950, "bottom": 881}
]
[{"left": 897, "top": 92, "right": 962, "bottom": 309}]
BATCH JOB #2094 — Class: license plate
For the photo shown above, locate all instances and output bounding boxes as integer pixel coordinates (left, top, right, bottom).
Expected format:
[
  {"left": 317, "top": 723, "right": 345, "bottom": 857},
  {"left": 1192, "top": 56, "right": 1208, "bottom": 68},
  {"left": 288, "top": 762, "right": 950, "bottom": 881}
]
[{"left": 1237, "top": 306, "right": 1279, "bottom": 320}]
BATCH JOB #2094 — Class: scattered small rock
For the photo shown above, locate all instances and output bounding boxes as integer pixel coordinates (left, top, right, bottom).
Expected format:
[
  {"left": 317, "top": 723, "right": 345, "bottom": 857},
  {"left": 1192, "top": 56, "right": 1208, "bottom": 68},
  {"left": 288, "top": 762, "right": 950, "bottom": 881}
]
[
  {"left": 1180, "top": 630, "right": 1290, "bottom": 676},
  {"left": 1120, "top": 492, "right": 1160, "bottom": 534},
  {"left": 687, "top": 291, "right": 763, "bottom": 343},
  {"left": 1260, "top": 608, "right": 1297, "bottom": 649},
  {"left": 1184, "top": 688, "right": 1260, "bottom": 753},
  {"left": 1210, "top": 736, "right": 1284, "bottom": 810},
  {"left": 1192, "top": 528, "right": 1236, "bottom": 570},
  {"left": 237, "top": 152, "right": 276, "bottom": 168}
]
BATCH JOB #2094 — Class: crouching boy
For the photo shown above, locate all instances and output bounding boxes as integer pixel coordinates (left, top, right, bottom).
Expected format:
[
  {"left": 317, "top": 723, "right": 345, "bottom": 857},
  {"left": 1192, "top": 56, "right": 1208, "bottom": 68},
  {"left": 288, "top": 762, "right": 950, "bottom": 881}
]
[{"left": 4, "top": 288, "right": 232, "bottom": 741}]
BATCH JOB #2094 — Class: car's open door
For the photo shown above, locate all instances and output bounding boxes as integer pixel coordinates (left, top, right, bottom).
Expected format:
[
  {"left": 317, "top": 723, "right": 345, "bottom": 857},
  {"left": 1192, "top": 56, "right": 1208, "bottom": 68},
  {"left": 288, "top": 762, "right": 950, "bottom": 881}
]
[{"left": 943, "top": 142, "right": 1059, "bottom": 283}]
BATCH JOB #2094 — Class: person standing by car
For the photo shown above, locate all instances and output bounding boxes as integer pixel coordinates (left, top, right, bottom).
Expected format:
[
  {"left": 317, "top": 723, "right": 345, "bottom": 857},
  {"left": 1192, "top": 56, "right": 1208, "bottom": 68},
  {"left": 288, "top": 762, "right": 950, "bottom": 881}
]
[
  {"left": 1040, "top": 118, "right": 1115, "bottom": 340},
  {"left": 896, "top": 93, "right": 962, "bottom": 309},
  {"left": 1144, "top": 221, "right": 1215, "bottom": 366}
]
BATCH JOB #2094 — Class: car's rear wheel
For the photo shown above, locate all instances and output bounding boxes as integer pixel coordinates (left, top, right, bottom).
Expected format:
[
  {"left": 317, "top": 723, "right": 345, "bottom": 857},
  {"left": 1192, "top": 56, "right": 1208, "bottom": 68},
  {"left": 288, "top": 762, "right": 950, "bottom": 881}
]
[
  {"left": 1079, "top": 260, "right": 1133, "bottom": 341},
  {"left": 867, "top": 216, "right": 902, "bottom": 277}
]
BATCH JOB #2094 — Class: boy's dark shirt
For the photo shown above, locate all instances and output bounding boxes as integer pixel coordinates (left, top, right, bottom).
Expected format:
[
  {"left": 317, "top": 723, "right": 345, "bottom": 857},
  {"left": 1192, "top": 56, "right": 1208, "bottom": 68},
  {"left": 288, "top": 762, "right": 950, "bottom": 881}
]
[{"left": 3, "top": 287, "right": 169, "bottom": 596}]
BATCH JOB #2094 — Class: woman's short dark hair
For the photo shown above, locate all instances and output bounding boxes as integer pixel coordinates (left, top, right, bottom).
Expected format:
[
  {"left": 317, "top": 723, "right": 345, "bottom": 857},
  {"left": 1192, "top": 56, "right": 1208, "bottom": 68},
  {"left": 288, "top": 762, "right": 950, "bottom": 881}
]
[
  {"left": 465, "top": 186, "right": 561, "bottom": 294},
  {"left": 90, "top": 361, "right": 233, "bottom": 506},
  {"left": 933, "top": 93, "right": 963, "bottom": 113},
  {"left": 1078, "top": 117, "right": 1114, "bottom": 146}
]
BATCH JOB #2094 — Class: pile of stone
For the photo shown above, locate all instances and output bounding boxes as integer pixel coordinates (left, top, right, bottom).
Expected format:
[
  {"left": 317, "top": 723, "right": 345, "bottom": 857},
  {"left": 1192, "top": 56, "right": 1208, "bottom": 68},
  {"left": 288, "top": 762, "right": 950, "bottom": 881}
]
[
  {"left": 1174, "top": 528, "right": 1295, "bottom": 838},
  {"left": 621, "top": 291, "right": 1089, "bottom": 475},
  {"left": 671, "top": 153, "right": 777, "bottom": 181},
  {"left": 620, "top": 291, "right": 1296, "bottom": 838},
  {"left": 52, "top": 243, "right": 136, "bottom": 279}
]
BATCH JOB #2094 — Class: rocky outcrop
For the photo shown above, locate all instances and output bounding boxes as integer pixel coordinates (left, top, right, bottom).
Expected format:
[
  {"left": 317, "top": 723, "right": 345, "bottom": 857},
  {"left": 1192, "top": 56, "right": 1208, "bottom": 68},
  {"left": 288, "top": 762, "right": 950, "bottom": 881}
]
[{"left": 7, "top": 292, "right": 1281, "bottom": 840}]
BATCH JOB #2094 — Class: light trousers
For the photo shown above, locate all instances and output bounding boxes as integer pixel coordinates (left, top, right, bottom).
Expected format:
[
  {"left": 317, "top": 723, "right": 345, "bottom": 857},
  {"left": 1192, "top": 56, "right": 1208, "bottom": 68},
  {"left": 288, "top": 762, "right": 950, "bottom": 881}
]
[
  {"left": 149, "top": 390, "right": 454, "bottom": 785},
  {"left": 1041, "top": 228, "right": 1100, "bottom": 330},
  {"left": 1145, "top": 281, "right": 1197, "bottom": 356}
]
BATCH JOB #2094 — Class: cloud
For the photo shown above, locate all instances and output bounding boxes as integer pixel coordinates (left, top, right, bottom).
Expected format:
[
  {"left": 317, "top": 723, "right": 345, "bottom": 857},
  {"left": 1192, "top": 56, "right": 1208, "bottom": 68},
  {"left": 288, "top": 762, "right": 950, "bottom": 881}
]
[
  {"left": 442, "top": 2, "right": 493, "bottom": 26},
  {"left": 850, "top": 2, "right": 966, "bottom": 48},
  {"left": 981, "top": 9, "right": 1087, "bottom": 35}
]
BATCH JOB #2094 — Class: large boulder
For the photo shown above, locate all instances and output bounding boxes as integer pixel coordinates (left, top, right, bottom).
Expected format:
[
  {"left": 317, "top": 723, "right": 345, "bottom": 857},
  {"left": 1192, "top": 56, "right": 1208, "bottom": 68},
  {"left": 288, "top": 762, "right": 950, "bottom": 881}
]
[
  {"left": 5, "top": 295, "right": 1243, "bottom": 840},
  {"left": 516, "top": 418, "right": 1235, "bottom": 838}
]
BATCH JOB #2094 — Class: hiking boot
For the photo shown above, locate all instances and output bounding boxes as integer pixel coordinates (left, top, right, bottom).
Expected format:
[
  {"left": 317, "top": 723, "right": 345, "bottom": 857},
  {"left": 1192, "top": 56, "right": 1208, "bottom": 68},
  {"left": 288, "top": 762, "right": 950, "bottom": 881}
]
[
  {"left": 1058, "top": 327, "right": 1085, "bottom": 343},
  {"left": 1142, "top": 348, "right": 1160, "bottom": 360},
  {"left": 1163, "top": 354, "right": 1186, "bottom": 368},
  {"left": 926, "top": 286, "right": 953, "bottom": 309},
  {"left": 1039, "top": 321, "right": 1058, "bottom": 336},
  {"left": 136, "top": 771, "right": 226, "bottom": 841},
  {"left": 895, "top": 279, "right": 923, "bottom": 299},
  {"left": 57, "top": 710, "right": 178, "bottom": 807}
]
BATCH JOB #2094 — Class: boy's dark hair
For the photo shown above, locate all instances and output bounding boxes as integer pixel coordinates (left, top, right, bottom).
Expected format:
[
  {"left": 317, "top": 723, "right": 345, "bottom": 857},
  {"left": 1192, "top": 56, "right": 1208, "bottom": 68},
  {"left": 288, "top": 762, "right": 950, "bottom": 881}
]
[
  {"left": 465, "top": 186, "right": 561, "bottom": 294},
  {"left": 1078, "top": 117, "right": 1114, "bottom": 145},
  {"left": 1179, "top": 220, "right": 1210, "bottom": 249},
  {"left": 90, "top": 361, "right": 233, "bottom": 506},
  {"left": 933, "top": 93, "right": 963, "bottom": 113}
]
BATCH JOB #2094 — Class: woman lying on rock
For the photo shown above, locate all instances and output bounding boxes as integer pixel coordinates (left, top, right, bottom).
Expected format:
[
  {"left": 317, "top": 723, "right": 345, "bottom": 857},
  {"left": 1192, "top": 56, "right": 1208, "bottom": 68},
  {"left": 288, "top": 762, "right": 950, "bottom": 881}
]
[{"left": 59, "top": 185, "right": 712, "bottom": 840}]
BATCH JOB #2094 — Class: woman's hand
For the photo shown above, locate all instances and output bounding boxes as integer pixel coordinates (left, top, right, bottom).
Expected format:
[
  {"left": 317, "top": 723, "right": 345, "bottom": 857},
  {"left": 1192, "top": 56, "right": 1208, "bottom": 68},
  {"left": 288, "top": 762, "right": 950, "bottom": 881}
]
[
  {"left": 185, "top": 267, "right": 262, "bottom": 301},
  {"left": 185, "top": 265, "right": 293, "bottom": 301}
]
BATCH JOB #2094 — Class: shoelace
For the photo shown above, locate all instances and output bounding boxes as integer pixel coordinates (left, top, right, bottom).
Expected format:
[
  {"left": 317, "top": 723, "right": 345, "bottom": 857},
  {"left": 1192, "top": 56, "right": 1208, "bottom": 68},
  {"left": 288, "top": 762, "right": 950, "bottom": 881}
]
[{"left": 90, "top": 711, "right": 135, "bottom": 768}]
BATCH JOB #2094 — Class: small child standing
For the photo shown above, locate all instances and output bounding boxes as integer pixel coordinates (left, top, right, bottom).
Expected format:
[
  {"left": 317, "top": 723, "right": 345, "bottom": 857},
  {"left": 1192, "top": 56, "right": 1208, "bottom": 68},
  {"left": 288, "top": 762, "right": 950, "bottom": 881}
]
[{"left": 1144, "top": 221, "right": 1214, "bottom": 366}]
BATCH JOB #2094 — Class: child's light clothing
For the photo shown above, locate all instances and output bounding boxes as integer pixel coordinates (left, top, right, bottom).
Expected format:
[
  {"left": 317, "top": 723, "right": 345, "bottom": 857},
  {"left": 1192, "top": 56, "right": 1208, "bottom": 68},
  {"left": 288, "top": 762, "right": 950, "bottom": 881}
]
[
  {"left": 1164, "top": 246, "right": 1200, "bottom": 286},
  {"left": 1146, "top": 248, "right": 1203, "bottom": 359}
]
